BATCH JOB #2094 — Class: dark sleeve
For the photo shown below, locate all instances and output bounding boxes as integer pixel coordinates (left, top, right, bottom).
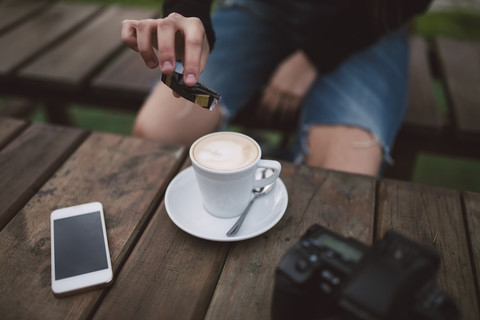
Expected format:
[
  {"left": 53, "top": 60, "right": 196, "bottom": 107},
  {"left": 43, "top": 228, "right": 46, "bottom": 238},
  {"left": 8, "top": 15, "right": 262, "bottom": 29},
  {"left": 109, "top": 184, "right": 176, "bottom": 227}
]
[
  {"left": 163, "top": 0, "right": 216, "bottom": 51},
  {"left": 303, "top": 0, "right": 432, "bottom": 73}
]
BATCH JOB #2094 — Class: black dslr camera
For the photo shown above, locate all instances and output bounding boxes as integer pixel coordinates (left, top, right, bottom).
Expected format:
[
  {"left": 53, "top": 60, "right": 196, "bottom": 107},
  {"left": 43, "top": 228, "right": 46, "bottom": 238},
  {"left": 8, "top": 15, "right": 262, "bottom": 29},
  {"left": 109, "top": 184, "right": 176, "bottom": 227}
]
[{"left": 272, "top": 224, "right": 459, "bottom": 320}]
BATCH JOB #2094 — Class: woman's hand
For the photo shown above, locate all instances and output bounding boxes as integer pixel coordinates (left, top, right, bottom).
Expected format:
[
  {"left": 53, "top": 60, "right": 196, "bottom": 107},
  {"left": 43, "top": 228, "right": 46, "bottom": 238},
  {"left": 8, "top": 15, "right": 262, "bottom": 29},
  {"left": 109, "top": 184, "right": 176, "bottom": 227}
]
[
  {"left": 259, "top": 50, "right": 317, "bottom": 123},
  {"left": 121, "top": 13, "right": 210, "bottom": 86}
]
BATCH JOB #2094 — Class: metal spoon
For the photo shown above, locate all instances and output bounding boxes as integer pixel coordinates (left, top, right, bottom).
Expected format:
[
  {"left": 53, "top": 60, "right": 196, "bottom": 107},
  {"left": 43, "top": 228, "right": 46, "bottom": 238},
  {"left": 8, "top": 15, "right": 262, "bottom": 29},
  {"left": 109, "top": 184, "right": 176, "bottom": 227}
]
[{"left": 226, "top": 168, "right": 275, "bottom": 237}]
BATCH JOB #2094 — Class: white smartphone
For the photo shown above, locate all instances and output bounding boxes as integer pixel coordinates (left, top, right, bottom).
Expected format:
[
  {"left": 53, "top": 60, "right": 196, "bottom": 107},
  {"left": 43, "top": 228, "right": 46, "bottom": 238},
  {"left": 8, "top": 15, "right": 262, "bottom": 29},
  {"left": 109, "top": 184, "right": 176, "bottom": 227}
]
[{"left": 50, "top": 202, "right": 113, "bottom": 297}]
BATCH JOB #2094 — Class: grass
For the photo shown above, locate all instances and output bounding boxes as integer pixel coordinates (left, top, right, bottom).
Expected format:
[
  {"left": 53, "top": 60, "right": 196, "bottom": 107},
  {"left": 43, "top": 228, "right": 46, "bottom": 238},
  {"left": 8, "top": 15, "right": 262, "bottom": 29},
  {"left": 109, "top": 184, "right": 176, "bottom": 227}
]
[
  {"left": 415, "top": 9, "right": 480, "bottom": 42},
  {"left": 29, "top": 105, "right": 137, "bottom": 136},
  {"left": 62, "top": 0, "right": 159, "bottom": 9},
  {"left": 413, "top": 154, "right": 480, "bottom": 192},
  {"left": 2, "top": 3, "right": 480, "bottom": 192}
]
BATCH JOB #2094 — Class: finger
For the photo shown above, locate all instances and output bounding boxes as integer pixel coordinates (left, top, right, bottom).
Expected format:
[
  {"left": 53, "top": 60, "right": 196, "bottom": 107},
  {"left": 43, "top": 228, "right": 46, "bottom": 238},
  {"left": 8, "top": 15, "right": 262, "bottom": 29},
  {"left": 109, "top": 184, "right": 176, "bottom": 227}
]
[
  {"left": 259, "top": 88, "right": 281, "bottom": 125},
  {"left": 181, "top": 17, "right": 206, "bottom": 86},
  {"left": 157, "top": 14, "right": 179, "bottom": 74},
  {"left": 136, "top": 19, "right": 159, "bottom": 68},
  {"left": 121, "top": 20, "right": 139, "bottom": 51},
  {"left": 261, "top": 86, "right": 281, "bottom": 113},
  {"left": 282, "top": 94, "right": 301, "bottom": 123}
]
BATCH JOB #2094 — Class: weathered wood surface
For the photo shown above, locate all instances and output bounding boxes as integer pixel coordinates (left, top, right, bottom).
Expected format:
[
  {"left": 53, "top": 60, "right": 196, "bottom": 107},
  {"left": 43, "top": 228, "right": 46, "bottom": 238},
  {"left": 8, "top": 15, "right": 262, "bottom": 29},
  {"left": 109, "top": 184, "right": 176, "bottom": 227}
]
[
  {"left": 93, "top": 159, "right": 231, "bottom": 320},
  {"left": 0, "top": 0, "right": 50, "bottom": 34},
  {"left": 206, "top": 165, "right": 376, "bottom": 320},
  {"left": 377, "top": 179, "right": 480, "bottom": 320},
  {"left": 463, "top": 191, "right": 480, "bottom": 303},
  {"left": 0, "top": 122, "right": 87, "bottom": 231},
  {"left": 0, "top": 3, "right": 101, "bottom": 75},
  {"left": 0, "top": 130, "right": 187, "bottom": 319},
  {"left": 0, "top": 116, "right": 27, "bottom": 149},
  {"left": 403, "top": 36, "right": 443, "bottom": 132},
  {"left": 437, "top": 37, "right": 480, "bottom": 138},
  {"left": 94, "top": 203, "right": 230, "bottom": 319},
  {"left": 18, "top": 6, "right": 157, "bottom": 90},
  {"left": 0, "top": 97, "right": 38, "bottom": 119},
  {"left": 0, "top": 119, "right": 479, "bottom": 320},
  {"left": 91, "top": 49, "right": 160, "bottom": 104}
]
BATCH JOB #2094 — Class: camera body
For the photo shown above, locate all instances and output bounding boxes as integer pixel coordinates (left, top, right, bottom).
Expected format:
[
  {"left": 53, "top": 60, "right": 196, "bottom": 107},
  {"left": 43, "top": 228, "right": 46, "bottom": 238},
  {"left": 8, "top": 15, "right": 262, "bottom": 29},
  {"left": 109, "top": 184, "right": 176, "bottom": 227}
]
[{"left": 271, "top": 224, "right": 458, "bottom": 320}]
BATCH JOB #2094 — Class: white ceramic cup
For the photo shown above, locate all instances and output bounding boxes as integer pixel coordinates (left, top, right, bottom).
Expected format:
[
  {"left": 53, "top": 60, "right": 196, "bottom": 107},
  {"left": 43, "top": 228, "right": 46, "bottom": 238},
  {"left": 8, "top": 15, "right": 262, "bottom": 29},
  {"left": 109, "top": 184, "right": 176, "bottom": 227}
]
[{"left": 190, "top": 131, "right": 282, "bottom": 218}]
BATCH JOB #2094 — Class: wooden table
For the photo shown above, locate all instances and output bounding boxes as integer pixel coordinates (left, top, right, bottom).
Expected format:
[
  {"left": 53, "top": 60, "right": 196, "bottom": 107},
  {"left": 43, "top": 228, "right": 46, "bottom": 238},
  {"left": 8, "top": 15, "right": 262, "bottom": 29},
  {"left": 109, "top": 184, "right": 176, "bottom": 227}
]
[{"left": 0, "top": 116, "right": 479, "bottom": 319}]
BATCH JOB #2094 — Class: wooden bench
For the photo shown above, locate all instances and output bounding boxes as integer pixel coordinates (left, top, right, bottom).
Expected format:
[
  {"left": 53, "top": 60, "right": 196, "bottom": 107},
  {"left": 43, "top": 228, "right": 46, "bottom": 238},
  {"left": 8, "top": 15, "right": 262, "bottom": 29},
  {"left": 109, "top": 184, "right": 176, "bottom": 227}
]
[
  {"left": 1, "top": 1, "right": 479, "bottom": 181},
  {"left": 384, "top": 36, "right": 480, "bottom": 179}
]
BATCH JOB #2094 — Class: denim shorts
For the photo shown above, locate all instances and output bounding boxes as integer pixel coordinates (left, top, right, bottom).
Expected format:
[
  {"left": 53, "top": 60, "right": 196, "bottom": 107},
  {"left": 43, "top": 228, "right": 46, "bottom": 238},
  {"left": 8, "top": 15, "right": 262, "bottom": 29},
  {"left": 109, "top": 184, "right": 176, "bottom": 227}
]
[{"left": 197, "top": 0, "right": 409, "bottom": 165}]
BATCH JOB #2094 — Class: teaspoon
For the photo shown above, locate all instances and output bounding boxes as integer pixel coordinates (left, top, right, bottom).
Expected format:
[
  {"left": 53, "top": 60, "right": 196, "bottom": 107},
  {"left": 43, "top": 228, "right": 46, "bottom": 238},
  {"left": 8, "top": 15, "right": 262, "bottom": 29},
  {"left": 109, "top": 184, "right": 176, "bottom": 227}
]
[{"left": 226, "top": 168, "right": 275, "bottom": 237}]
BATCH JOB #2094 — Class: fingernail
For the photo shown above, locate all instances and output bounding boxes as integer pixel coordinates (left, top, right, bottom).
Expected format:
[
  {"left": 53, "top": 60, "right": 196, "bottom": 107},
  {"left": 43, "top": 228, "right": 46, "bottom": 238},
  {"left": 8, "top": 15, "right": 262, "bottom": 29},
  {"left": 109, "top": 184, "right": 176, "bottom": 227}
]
[
  {"left": 147, "top": 60, "right": 158, "bottom": 68},
  {"left": 185, "top": 74, "right": 196, "bottom": 84},
  {"left": 162, "top": 61, "right": 173, "bottom": 70}
]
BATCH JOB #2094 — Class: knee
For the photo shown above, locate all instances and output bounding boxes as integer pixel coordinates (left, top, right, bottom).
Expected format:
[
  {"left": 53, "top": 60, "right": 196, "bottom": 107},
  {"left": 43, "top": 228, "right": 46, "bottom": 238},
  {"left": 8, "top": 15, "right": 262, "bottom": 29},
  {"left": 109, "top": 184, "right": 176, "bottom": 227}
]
[
  {"left": 132, "top": 116, "right": 154, "bottom": 139},
  {"left": 132, "top": 119, "right": 144, "bottom": 137}
]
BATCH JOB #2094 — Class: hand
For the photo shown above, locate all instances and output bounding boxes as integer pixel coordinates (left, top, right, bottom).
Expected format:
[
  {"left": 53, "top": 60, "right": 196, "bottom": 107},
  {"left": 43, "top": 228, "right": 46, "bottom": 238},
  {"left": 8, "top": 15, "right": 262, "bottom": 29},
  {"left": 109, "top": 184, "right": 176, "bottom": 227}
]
[
  {"left": 121, "top": 13, "right": 210, "bottom": 86},
  {"left": 259, "top": 50, "right": 317, "bottom": 123}
]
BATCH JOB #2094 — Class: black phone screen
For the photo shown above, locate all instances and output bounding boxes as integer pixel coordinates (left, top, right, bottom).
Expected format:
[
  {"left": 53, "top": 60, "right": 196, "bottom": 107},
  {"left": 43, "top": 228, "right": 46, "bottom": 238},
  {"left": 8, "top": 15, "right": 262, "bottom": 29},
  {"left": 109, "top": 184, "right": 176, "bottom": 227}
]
[{"left": 53, "top": 211, "right": 109, "bottom": 280}]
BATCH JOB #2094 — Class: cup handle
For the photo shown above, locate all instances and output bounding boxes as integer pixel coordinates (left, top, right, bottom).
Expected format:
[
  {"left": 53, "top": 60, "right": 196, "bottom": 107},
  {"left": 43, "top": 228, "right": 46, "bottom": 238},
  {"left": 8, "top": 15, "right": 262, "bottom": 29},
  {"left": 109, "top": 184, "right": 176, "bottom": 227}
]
[{"left": 253, "top": 160, "right": 282, "bottom": 188}]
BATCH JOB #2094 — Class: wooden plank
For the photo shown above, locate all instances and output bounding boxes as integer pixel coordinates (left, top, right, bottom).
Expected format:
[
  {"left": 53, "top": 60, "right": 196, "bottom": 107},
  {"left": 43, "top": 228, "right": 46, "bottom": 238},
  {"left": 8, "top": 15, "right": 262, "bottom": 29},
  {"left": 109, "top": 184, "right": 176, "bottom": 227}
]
[
  {"left": 18, "top": 6, "right": 157, "bottom": 90},
  {"left": 0, "top": 1, "right": 51, "bottom": 34},
  {"left": 0, "top": 3, "right": 101, "bottom": 76},
  {"left": 0, "top": 132, "right": 186, "bottom": 319},
  {"left": 90, "top": 48, "right": 159, "bottom": 104},
  {"left": 206, "top": 165, "right": 376, "bottom": 319},
  {"left": 403, "top": 36, "right": 443, "bottom": 132},
  {"left": 463, "top": 191, "right": 480, "bottom": 311},
  {"left": 0, "top": 97, "right": 38, "bottom": 119},
  {"left": 377, "top": 179, "right": 479, "bottom": 320},
  {"left": 436, "top": 37, "right": 480, "bottom": 138},
  {"left": 0, "top": 122, "right": 87, "bottom": 231},
  {"left": 0, "top": 116, "right": 27, "bottom": 150},
  {"left": 94, "top": 199, "right": 230, "bottom": 319},
  {"left": 93, "top": 160, "right": 231, "bottom": 319}
]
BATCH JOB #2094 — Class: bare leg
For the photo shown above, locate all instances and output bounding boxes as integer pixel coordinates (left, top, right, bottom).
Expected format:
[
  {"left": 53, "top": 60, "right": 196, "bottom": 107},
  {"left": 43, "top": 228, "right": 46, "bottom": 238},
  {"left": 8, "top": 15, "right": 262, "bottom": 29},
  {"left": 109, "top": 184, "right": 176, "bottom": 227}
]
[
  {"left": 305, "top": 125, "right": 383, "bottom": 176},
  {"left": 133, "top": 81, "right": 223, "bottom": 145}
]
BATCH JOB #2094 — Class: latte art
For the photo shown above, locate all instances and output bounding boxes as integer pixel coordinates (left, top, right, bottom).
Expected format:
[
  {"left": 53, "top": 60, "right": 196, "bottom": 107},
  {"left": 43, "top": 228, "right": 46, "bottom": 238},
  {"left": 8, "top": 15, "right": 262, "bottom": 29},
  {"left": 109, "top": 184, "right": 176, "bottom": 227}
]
[{"left": 193, "top": 133, "right": 259, "bottom": 171}]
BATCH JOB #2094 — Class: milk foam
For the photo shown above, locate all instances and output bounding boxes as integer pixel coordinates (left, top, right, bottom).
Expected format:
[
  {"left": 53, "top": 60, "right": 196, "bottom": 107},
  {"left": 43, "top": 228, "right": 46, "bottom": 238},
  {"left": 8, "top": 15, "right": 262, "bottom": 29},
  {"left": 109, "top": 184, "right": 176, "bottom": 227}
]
[{"left": 193, "top": 133, "right": 259, "bottom": 171}]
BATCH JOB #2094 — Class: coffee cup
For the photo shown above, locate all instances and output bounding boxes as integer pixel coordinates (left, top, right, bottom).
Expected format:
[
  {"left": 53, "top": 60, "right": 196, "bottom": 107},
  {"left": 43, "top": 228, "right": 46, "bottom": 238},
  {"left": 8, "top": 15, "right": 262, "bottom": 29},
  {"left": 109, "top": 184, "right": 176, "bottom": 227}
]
[{"left": 189, "top": 131, "right": 282, "bottom": 218}]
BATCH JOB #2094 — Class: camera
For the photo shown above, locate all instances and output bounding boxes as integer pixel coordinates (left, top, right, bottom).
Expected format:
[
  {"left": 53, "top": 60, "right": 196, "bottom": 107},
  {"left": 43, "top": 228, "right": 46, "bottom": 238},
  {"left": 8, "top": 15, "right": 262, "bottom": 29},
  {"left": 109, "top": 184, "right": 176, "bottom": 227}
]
[{"left": 271, "top": 224, "right": 459, "bottom": 320}]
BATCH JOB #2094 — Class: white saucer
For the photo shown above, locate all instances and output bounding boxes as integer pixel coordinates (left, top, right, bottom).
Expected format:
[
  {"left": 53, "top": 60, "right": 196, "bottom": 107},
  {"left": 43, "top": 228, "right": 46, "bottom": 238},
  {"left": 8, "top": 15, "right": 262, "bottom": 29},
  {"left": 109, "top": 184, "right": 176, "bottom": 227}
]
[{"left": 165, "top": 166, "right": 288, "bottom": 242}]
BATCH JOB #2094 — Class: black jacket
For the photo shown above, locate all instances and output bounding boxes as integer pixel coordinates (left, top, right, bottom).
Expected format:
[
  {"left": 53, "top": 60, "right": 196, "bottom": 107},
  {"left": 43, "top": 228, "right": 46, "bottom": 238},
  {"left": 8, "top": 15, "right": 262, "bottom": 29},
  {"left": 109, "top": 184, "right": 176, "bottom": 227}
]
[{"left": 163, "top": 0, "right": 431, "bottom": 72}]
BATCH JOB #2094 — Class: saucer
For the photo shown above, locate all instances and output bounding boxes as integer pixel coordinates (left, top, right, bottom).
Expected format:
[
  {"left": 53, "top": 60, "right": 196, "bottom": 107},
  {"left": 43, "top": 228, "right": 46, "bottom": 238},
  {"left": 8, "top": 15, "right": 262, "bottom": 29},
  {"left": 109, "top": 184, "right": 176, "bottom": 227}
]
[{"left": 165, "top": 166, "right": 288, "bottom": 242}]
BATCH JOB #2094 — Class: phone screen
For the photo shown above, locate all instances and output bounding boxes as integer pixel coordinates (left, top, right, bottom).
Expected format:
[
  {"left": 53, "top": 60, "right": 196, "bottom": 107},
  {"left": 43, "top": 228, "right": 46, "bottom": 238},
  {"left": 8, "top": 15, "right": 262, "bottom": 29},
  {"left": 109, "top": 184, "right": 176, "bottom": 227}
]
[{"left": 53, "top": 211, "right": 109, "bottom": 280}]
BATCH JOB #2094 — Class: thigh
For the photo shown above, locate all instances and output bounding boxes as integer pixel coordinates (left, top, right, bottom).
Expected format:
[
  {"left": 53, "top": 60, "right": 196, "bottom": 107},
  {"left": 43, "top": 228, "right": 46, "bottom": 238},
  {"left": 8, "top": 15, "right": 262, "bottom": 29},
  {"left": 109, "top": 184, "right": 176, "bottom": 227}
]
[
  {"left": 295, "top": 28, "right": 409, "bottom": 173},
  {"left": 199, "top": 0, "right": 295, "bottom": 121}
]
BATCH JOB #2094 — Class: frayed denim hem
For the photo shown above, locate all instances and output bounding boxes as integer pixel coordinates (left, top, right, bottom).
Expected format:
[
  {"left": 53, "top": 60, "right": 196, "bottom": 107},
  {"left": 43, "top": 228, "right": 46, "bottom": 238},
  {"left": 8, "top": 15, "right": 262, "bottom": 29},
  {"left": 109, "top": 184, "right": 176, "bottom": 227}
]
[{"left": 292, "top": 124, "right": 394, "bottom": 178}]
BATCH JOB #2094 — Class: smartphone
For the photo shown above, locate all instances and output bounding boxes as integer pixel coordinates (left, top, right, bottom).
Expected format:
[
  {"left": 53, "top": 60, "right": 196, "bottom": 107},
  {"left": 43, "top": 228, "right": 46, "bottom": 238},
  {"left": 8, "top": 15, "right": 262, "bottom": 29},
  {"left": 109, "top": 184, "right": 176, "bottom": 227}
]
[{"left": 50, "top": 202, "right": 113, "bottom": 297}]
